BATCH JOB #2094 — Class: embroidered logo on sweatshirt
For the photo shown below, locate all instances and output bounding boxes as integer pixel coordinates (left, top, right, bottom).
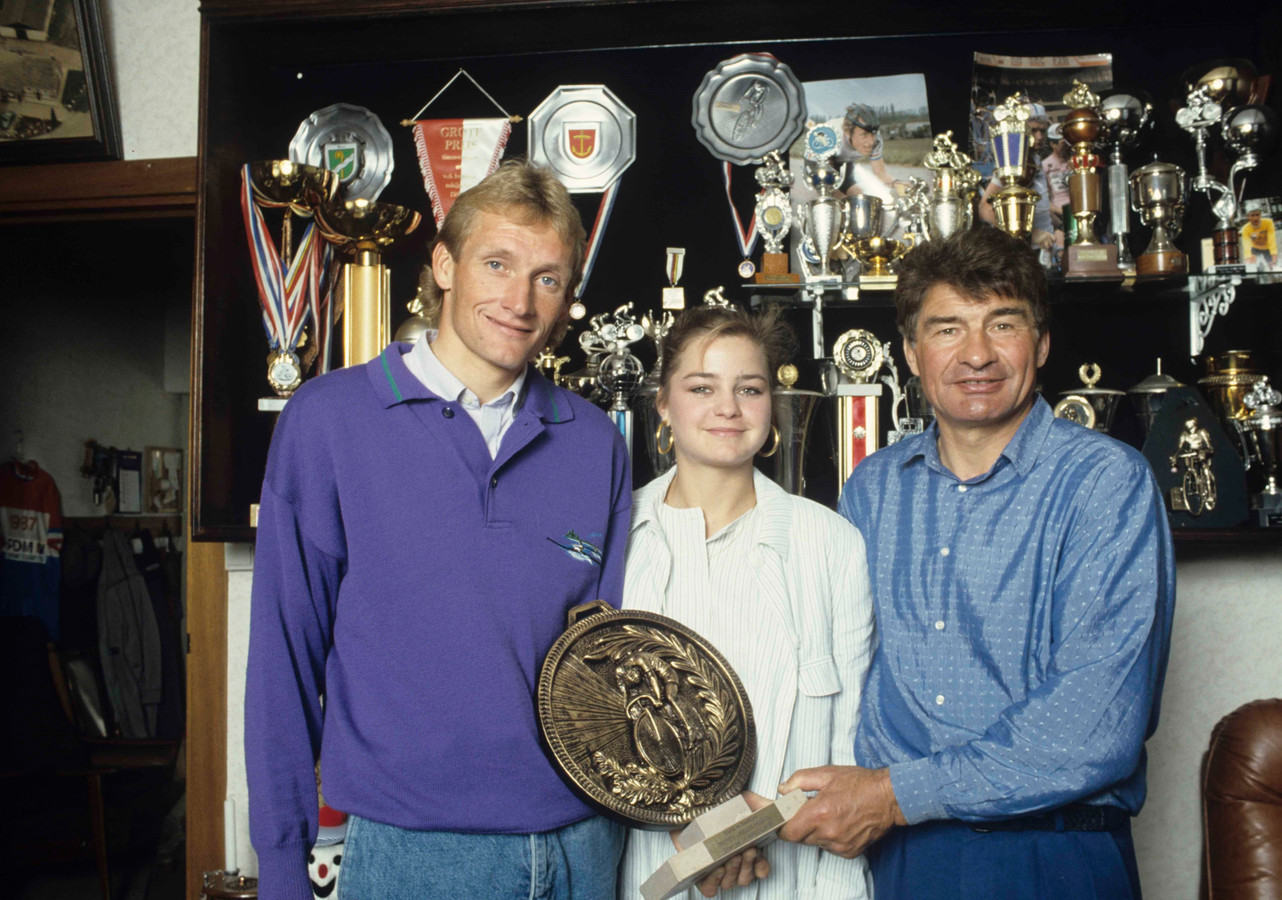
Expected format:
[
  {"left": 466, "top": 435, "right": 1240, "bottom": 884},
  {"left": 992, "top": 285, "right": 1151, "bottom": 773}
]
[{"left": 548, "top": 530, "right": 603, "bottom": 567}]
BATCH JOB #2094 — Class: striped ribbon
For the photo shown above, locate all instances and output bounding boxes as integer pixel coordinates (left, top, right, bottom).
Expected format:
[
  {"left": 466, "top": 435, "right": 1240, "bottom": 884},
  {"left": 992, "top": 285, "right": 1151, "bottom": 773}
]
[
  {"left": 240, "top": 164, "right": 318, "bottom": 354},
  {"left": 575, "top": 179, "right": 620, "bottom": 300},
  {"left": 722, "top": 162, "right": 760, "bottom": 260}
]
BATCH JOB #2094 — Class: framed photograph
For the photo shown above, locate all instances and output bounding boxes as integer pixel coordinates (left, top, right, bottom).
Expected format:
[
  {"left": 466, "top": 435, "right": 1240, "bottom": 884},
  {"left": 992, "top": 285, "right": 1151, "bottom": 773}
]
[
  {"left": 144, "top": 446, "right": 183, "bottom": 515},
  {"left": 0, "top": 0, "right": 121, "bottom": 162}
]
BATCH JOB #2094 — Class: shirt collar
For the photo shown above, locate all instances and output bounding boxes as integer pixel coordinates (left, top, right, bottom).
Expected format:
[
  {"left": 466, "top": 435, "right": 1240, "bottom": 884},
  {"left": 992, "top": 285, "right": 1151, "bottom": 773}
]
[
  {"left": 366, "top": 341, "right": 574, "bottom": 424},
  {"left": 630, "top": 466, "right": 793, "bottom": 557},
  {"left": 406, "top": 332, "right": 527, "bottom": 411},
  {"left": 901, "top": 395, "right": 1054, "bottom": 482}
]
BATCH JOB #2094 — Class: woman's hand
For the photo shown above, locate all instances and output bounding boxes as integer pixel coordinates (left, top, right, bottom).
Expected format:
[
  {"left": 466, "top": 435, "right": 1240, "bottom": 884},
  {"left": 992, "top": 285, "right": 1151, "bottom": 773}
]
[{"left": 669, "top": 791, "right": 774, "bottom": 896}]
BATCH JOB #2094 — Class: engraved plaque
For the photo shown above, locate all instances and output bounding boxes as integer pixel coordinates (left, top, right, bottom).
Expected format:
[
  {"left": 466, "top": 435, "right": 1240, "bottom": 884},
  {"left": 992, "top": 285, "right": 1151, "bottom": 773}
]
[{"left": 538, "top": 602, "right": 755, "bottom": 829}]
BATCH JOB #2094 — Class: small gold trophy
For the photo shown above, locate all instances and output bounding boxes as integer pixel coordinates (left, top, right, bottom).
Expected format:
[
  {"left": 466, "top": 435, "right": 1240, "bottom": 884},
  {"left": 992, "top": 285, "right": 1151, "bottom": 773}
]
[
  {"left": 987, "top": 95, "right": 1040, "bottom": 241},
  {"left": 315, "top": 198, "right": 422, "bottom": 367},
  {"left": 1062, "top": 82, "right": 1122, "bottom": 280}
]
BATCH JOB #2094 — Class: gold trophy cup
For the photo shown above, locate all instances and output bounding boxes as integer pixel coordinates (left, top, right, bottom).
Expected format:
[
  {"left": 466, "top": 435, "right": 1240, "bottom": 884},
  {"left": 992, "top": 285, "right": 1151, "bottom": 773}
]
[
  {"left": 987, "top": 95, "right": 1040, "bottom": 241},
  {"left": 316, "top": 199, "right": 422, "bottom": 367}
]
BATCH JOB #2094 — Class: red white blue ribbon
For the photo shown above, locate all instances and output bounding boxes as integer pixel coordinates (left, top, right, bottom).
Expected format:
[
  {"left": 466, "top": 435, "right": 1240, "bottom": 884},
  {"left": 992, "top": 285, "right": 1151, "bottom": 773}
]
[
  {"left": 240, "top": 164, "right": 319, "bottom": 355},
  {"left": 575, "top": 179, "right": 620, "bottom": 300},
  {"left": 722, "top": 162, "right": 760, "bottom": 261}
]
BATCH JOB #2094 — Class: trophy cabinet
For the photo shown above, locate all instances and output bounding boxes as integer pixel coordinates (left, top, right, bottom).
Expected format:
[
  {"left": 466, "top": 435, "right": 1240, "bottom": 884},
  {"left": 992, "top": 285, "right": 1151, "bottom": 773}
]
[{"left": 193, "top": 0, "right": 1282, "bottom": 542}]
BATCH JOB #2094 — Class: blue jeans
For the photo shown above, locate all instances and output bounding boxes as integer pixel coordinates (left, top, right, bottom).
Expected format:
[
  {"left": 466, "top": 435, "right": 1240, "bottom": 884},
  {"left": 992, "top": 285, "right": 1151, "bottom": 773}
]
[{"left": 338, "top": 814, "right": 625, "bottom": 900}]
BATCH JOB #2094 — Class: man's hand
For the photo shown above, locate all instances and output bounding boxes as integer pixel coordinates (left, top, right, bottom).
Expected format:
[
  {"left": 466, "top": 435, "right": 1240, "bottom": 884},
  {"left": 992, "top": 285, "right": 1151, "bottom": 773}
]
[{"left": 777, "top": 766, "right": 906, "bottom": 859}]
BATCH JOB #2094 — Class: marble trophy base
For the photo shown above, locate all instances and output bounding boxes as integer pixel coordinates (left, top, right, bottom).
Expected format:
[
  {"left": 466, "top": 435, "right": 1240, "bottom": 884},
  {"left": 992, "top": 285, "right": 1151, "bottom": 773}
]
[
  {"left": 1064, "top": 243, "right": 1123, "bottom": 280},
  {"left": 858, "top": 274, "right": 898, "bottom": 290},
  {"left": 755, "top": 251, "right": 800, "bottom": 284},
  {"left": 641, "top": 791, "right": 807, "bottom": 900},
  {"left": 1136, "top": 250, "right": 1188, "bottom": 277}
]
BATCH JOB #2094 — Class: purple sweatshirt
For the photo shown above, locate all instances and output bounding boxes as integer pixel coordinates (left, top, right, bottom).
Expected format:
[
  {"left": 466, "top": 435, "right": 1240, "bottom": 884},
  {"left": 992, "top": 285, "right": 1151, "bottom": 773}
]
[{"left": 246, "top": 343, "right": 631, "bottom": 900}]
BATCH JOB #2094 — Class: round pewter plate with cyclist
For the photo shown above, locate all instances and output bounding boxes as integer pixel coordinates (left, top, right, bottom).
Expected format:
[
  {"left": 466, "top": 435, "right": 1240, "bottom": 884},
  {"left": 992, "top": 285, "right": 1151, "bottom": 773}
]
[
  {"left": 692, "top": 53, "right": 806, "bottom": 165},
  {"left": 538, "top": 601, "right": 755, "bottom": 829}
]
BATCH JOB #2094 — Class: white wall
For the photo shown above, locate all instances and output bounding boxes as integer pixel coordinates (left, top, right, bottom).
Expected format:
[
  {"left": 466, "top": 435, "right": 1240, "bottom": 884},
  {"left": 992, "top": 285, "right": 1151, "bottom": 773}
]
[{"left": 102, "top": 0, "right": 201, "bottom": 160}]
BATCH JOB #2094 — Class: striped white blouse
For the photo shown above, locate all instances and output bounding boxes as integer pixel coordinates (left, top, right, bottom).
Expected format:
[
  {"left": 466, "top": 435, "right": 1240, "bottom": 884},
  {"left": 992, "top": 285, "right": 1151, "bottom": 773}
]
[{"left": 618, "top": 467, "right": 875, "bottom": 900}]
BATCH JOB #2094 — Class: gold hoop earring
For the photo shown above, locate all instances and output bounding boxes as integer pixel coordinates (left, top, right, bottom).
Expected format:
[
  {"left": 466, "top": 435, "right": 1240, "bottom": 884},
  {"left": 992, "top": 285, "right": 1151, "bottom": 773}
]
[
  {"left": 759, "top": 425, "right": 781, "bottom": 458},
  {"left": 656, "top": 420, "right": 674, "bottom": 454}
]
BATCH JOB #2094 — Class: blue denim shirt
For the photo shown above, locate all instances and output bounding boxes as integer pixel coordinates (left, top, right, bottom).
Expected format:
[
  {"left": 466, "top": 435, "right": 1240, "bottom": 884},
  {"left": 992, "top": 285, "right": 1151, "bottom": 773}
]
[{"left": 839, "top": 398, "right": 1175, "bottom": 825}]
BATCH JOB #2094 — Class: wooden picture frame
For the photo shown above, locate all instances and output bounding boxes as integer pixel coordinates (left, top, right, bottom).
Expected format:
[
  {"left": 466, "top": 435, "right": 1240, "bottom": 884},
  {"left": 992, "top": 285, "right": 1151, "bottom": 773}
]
[{"left": 0, "top": 0, "right": 121, "bottom": 162}]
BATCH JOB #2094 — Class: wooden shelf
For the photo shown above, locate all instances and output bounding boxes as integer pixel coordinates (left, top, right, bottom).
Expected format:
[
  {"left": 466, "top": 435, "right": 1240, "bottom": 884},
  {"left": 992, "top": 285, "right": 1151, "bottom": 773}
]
[{"left": 0, "top": 157, "right": 198, "bottom": 222}]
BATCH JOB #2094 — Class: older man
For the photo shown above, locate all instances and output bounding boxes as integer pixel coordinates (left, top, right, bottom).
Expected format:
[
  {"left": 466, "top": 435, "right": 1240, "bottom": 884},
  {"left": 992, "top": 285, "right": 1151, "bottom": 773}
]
[
  {"left": 780, "top": 227, "right": 1174, "bottom": 899},
  {"left": 246, "top": 160, "right": 631, "bottom": 900}
]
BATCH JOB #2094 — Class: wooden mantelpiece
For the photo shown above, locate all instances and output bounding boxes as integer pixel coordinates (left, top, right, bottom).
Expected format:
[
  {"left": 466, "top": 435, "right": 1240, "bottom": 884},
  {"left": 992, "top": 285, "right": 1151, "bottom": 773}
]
[{"left": 0, "top": 157, "right": 198, "bottom": 221}]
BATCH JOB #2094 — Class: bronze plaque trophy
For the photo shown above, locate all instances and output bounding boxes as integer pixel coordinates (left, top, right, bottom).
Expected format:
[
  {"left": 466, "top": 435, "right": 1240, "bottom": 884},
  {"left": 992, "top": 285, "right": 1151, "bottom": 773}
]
[
  {"left": 539, "top": 602, "right": 806, "bottom": 900},
  {"left": 1061, "top": 82, "right": 1122, "bottom": 280}
]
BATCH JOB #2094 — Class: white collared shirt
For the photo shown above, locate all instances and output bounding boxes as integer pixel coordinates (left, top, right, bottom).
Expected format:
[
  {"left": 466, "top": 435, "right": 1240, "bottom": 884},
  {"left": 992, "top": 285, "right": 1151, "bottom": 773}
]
[{"left": 404, "top": 333, "right": 527, "bottom": 459}]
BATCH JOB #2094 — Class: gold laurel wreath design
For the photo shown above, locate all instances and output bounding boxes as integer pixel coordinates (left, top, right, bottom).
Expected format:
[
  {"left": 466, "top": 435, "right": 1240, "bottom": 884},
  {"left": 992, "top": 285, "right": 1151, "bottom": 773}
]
[{"left": 583, "top": 625, "right": 743, "bottom": 813}]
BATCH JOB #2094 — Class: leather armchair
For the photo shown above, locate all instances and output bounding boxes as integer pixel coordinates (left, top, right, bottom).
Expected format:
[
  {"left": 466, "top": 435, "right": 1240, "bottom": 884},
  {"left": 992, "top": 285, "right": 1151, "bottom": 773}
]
[{"left": 1203, "top": 698, "right": 1282, "bottom": 899}]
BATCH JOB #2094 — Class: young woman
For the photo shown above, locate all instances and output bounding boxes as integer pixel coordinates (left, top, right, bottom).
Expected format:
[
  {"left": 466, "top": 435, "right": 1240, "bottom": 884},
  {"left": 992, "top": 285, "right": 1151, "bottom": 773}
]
[{"left": 618, "top": 305, "right": 875, "bottom": 900}]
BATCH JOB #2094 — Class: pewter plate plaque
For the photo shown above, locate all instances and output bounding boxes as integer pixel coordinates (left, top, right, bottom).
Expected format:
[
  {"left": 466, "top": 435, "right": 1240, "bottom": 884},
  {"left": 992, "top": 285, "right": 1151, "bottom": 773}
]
[
  {"left": 692, "top": 53, "right": 806, "bottom": 165},
  {"left": 538, "top": 602, "right": 755, "bottom": 829},
  {"left": 528, "top": 85, "right": 636, "bottom": 193},
  {"left": 289, "top": 103, "right": 394, "bottom": 202}
]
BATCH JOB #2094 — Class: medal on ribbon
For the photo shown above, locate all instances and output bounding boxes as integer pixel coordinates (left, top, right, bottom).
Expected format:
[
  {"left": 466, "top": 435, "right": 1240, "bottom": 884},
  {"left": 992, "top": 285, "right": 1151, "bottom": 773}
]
[
  {"left": 403, "top": 69, "right": 518, "bottom": 227},
  {"left": 241, "top": 163, "right": 338, "bottom": 396}
]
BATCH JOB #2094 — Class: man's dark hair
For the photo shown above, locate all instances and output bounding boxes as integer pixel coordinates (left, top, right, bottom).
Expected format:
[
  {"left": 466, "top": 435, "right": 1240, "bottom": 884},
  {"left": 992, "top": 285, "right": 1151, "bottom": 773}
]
[{"left": 894, "top": 226, "right": 1049, "bottom": 341}]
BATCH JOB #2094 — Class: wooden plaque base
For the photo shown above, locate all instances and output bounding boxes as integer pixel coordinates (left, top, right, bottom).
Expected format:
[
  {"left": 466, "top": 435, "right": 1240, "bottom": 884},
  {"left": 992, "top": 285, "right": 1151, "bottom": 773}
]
[
  {"left": 755, "top": 252, "right": 799, "bottom": 284},
  {"left": 1064, "top": 243, "right": 1123, "bottom": 280},
  {"left": 1136, "top": 250, "right": 1188, "bottom": 277}
]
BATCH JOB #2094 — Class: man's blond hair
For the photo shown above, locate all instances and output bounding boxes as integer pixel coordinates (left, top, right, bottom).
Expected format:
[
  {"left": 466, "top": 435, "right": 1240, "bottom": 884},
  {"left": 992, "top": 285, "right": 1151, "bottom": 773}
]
[{"left": 417, "top": 160, "right": 585, "bottom": 348}]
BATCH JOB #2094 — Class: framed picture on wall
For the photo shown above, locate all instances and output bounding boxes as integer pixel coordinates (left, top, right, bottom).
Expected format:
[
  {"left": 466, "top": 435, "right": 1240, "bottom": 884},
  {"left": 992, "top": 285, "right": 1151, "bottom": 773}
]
[{"left": 0, "top": 0, "right": 121, "bottom": 162}]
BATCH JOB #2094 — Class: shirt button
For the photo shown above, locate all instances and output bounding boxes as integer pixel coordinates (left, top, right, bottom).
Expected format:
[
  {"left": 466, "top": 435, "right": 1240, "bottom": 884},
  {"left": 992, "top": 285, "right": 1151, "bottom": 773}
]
[
  {"left": 442, "top": 407, "right": 454, "bottom": 419},
  {"left": 940, "top": 547, "right": 950, "bottom": 557},
  {"left": 935, "top": 620, "right": 945, "bottom": 631},
  {"left": 957, "top": 485, "right": 968, "bottom": 493},
  {"left": 935, "top": 694, "right": 946, "bottom": 706},
  {"left": 490, "top": 477, "right": 498, "bottom": 489}
]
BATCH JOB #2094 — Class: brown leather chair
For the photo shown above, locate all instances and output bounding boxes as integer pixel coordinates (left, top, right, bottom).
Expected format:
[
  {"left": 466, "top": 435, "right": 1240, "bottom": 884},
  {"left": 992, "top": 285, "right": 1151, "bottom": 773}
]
[{"left": 1203, "top": 698, "right": 1282, "bottom": 899}]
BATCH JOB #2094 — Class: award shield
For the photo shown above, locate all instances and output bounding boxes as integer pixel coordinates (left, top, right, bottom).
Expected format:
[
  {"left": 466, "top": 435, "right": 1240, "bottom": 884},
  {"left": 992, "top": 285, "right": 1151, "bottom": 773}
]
[
  {"left": 529, "top": 85, "right": 636, "bottom": 194},
  {"left": 539, "top": 603, "right": 802, "bottom": 899}
]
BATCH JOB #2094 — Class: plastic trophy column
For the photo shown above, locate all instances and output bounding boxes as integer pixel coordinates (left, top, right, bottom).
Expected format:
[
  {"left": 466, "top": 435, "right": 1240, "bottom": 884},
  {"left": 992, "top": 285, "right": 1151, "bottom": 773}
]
[
  {"left": 829, "top": 330, "right": 886, "bottom": 485},
  {"left": 988, "top": 95, "right": 1040, "bottom": 242},
  {"left": 316, "top": 199, "right": 422, "bottom": 367},
  {"left": 1062, "top": 82, "right": 1121, "bottom": 279}
]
